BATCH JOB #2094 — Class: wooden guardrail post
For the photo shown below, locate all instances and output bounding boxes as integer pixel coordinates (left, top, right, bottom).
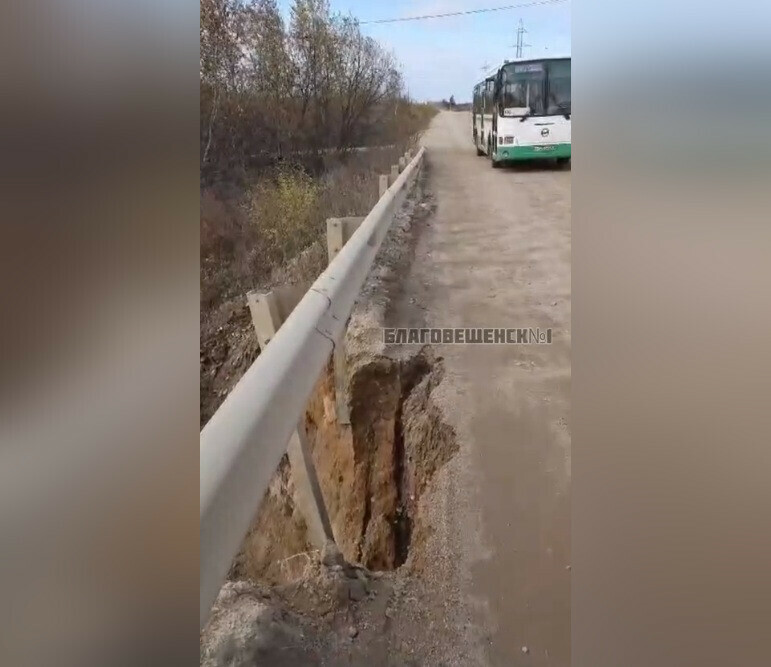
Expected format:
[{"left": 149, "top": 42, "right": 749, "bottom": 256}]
[
  {"left": 326, "top": 217, "right": 365, "bottom": 425},
  {"left": 246, "top": 288, "right": 335, "bottom": 549},
  {"left": 379, "top": 174, "right": 389, "bottom": 199}
]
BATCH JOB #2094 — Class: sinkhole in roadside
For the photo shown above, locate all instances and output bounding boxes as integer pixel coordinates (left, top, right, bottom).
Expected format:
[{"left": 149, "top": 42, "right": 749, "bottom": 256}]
[{"left": 304, "top": 346, "right": 458, "bottom": 571}]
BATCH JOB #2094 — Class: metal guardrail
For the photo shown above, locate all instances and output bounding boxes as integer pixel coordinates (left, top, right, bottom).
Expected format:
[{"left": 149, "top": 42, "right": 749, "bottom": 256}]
[
  {"left": 200, "top": 147, "right": 425, "bottom": 627},
  {"left": 251, "top": 144, "right": 397, "bottom": 159}
]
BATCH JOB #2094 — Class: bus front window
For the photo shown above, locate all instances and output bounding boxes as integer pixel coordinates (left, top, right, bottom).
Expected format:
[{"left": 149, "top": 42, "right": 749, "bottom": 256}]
[
  {"left": 547, "top": 59, "right": 571, "bottom": 116},
  {"left": 501, "top": 63, "right": 545, "bottom": 116}
]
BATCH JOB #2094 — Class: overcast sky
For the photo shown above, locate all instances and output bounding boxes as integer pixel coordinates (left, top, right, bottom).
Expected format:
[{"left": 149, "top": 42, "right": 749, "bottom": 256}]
[{"left": 276, "top": 0, "right": 572, "bottom": 102}]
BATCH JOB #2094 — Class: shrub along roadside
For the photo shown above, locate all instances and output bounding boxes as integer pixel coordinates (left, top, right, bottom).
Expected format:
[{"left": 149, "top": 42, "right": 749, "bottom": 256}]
[{"left": 249, "top": 165, "right": 321, "bottom": 268}]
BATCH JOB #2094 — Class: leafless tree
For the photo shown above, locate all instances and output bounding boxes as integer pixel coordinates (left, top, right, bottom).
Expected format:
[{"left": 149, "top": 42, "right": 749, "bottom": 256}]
[{"left": 200, "top": 0, "right": 409, "bottom": 182}]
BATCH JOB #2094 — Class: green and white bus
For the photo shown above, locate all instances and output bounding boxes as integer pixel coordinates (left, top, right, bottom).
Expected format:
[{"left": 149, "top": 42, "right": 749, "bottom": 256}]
[{"left": 472, "top": 56, "right": 571, "bottom": 167}]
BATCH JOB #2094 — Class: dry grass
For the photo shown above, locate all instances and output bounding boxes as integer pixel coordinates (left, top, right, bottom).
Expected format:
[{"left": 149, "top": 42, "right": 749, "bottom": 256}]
[{"left": 201, "top": 144, "right": 411, "bottom": 313}]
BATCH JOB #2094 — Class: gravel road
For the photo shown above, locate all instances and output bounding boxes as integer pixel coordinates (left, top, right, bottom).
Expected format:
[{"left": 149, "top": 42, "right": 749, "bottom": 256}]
[{"left": 408, "top": 110, "right": 572, "bottom": 665}]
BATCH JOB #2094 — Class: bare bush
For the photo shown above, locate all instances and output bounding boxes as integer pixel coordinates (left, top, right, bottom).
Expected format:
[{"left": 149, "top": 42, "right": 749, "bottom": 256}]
[
  {"left": 200, "top": 0, "right": 416, "bottom": 182},
  {"left": 248, "top": 164, "right": 321, "bottom": 267}
]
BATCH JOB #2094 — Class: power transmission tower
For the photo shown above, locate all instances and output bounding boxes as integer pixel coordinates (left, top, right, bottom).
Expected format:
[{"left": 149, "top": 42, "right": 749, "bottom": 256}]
[{"left": 512, "top": 19, "right": 531, "bottom": 59}]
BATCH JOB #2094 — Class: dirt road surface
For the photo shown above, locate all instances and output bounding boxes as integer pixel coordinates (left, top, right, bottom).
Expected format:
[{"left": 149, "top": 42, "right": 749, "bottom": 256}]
[{"left": 404, "top": 110, "right": 572, "bottom": 665}]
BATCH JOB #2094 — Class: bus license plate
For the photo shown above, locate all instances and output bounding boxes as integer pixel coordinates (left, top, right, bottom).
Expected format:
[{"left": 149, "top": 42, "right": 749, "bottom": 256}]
[{"left": 534, "top": 145, "right": 555, "bottom": 152}]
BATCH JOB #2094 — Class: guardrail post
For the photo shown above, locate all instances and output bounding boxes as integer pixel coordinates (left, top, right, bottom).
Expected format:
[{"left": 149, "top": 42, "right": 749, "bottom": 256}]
[
  {"left": 379, "top": 174, "right": 389, "bottom": 199},
  {"left": 398, "top": 156, "right": 406, "bottom": 172},
  {"left": 326, "top": 217, "right": 364, "bottom": 425},
  {"left": 389, "top": 164, "right": 399, "bottom": 186},
  {"left": 405, "top": 149, "right": 412, "bottom": 162},
  {"left": 246, "top": 289, "right": 335, "bottom": 549}
]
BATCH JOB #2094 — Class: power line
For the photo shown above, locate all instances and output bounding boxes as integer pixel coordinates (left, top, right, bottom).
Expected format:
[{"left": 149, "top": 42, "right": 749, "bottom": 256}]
[{"left": 357, "top": 0, "right": 568, "bottom": 26}]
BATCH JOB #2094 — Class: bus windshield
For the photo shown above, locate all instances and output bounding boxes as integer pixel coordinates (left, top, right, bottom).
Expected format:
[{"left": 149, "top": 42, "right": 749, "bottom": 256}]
[
  {"left": 546, "top": 59, "right": 571, "bottom": 115},
  {"left": 500, "top": 59, "right": 571, "bottom": 117}
]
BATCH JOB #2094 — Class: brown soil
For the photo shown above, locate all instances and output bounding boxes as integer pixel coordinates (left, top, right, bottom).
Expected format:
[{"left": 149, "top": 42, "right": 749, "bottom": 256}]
[
  {"left": 200, "top": 298, "right": 259, "bottom": 428},
  {"left": 232, "top": 345, "right": 457, "bottom": 583},
  {"left": 230, "top": 457, "right": 312, "bottom": 585}
]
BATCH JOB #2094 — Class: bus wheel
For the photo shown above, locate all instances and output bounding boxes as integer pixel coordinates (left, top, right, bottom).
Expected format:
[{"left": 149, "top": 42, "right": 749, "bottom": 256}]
[
  {"left": 476, "top": 146, "right": 484, "bottom": 156},
  {"left": 556, "top": 157, "right": 571, "bottom": 168}
]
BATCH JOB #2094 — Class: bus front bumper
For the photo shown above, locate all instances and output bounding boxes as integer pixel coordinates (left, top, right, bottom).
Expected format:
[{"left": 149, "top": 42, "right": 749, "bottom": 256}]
[{"left": 495, "top": 143, "right": 571, "bottom": 161}]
